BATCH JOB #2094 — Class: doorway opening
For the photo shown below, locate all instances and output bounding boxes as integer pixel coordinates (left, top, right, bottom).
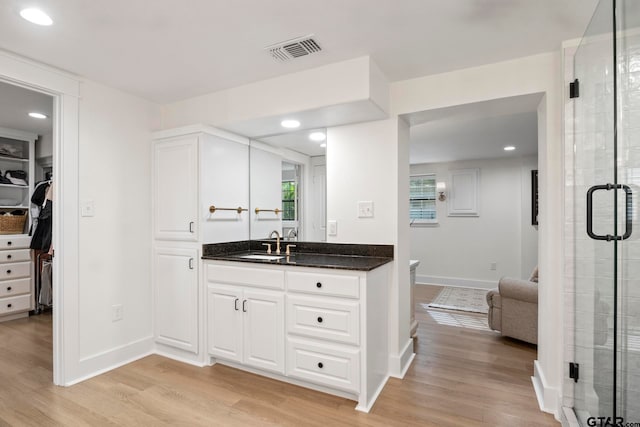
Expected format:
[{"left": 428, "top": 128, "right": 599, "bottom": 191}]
[{"left": 402, "top": 92, "right": 543, "bottom": 397}]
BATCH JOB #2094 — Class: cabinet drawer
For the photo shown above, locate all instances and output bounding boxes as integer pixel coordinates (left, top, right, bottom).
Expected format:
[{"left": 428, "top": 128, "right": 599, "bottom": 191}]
[
  {"left": 0, "top": 262, "right": 31, "bottom": 280},
  {"left": 0, "top": 235, "right": 30, "bottom": 250},
  {"left": 287, "top": 271, "right": 359, "bottom": 299},
  {"left": 206, "top": 263, "right": 284, "bottom": 290},
  {"left": 0, "top": 294, "right": 31, "bottom": 315},
  {"left": 286, "top": 338, "right": 360, "bottom": 393},
  {"left": 1, "top": 278, "right": 30, "bottom": 297},
  {"left": 0, "top": 249, "right": 30, "bottom": 264},
  {"left": 287, "top": 296, "right": 360, "bottom": 345}
]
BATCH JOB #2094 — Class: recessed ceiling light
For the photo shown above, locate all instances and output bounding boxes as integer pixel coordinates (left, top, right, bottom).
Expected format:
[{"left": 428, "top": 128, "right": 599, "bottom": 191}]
[
  {"left": 320, "top": 143, "right": 327, "bottom": 148},
  {"left": 20, "top": 8, "right": 53, "bottom": 26},
  {"left": 28, "top": 112, "right": 48, "bottom": 119},
  {"left": 503, "top": 146, "right": 516, "bottom": 151},
  {"left": 309, "top": 132, "right": 326, "bottom": 142},
  {"left": 281, "top": 119, "right": 300, "bottom": 129}
]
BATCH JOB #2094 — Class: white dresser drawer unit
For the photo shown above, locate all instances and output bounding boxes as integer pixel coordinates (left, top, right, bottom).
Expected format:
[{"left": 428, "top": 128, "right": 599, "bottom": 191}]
[
  {"left": 1, "top": 278, "right": 31, "bottom": 297},
  {"left": 0, "top": 236, "right": 31, "bottom": 250},
  {"left": 287, "top": 271, "right": 359, "bottom": 299},
  {"left": 0, "top": 262, "right": 31, "bottom": 281},
  {"left": 286, "top": 338, "right": 360, "bottom": 394},
  {"left": 0, "top": 249, "right": 31, "bottom": 264},
  {"left": 0, "top": 294, "right": 31, "bottom": 315},
  {"left": 287, "top": 295, "right": 360, "bottom": 345}
]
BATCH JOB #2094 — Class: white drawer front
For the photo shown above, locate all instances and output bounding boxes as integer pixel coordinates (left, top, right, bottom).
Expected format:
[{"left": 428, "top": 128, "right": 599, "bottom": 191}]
[
  {"left": 206, "top": 263, "right": 284, "bottom": 290},
  {"left": 287, "top": 271, "right": 359, "bottom": 299},
  {"left": 287, "top": 296, "right": 360, "bottom": 345},
  {"left": 0, "top": 262, "right": 31, "bottom": 280},
  {"left": 0, "top": 249, "right": 30, "bottom": 264},
  {"left": 1, "top": 278, "right": 30, "bottom": 297},
  {"left": 0, "top": 235, "right": 30, "bottom": 250},
  {"left": 0, "top": 294, "right": 31, "bottom": 315},
  {"left": 286, "top": 338, "right": 360, "bottom": 393}
]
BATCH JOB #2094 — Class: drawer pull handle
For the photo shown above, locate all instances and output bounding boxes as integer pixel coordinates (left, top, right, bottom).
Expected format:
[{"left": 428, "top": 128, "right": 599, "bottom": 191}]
[
  {"left": 316, "top": 282, "right": 322, "bottom": 288},
  {"left": 6, "top": 270, "right": 11, "bottom": 275},
  {"left": 234, "top": 298, "right": 239, "bottom": 311},
  {"left": 317, "top": 362, "right": 323, "bottom": 369},
  {"left": 242, "top": 300, "right": 247, "bottom": 313},
  {"left": 6, "top": 287, "right": 11, "bottom": 291},
  {"left": 7, "top": 303, "right": 12, "bottom": 308},
  {"left": 6, "top": 255, "right": 11, "bottom": 259},
  {"left": 317, "top": 316, "right": 323, "bottom": 323},
  {"left": 7, "top": 241, "right": 11, "bottom": 246}
]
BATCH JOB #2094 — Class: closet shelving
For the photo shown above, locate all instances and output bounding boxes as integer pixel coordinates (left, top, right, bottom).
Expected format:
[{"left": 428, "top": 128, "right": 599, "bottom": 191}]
[{"left": 0, "top": 127, "right": 36, "bottom": 226}]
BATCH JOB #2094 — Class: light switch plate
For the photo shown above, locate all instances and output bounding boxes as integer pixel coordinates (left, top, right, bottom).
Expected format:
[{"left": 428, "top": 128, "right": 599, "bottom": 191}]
[
  {"left": 81, "top": 199, "right": 95, "bottom": 217},
  {"left": 327, "top": 220, "right": 337, "bottom": 236},
  {"left": 357, "top": 201, "right": 374, "bottom": 218}
]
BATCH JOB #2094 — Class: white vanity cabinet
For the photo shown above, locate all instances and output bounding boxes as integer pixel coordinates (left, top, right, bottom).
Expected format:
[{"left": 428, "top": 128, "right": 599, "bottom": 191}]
[
  {"left": 153, "top": 136, "right": 199, "bottom": 241},
  {"left": 153, "top": 246, "right": 199, "bottom": 353},
  {"left": 207, "top": 284, "right": 285, "bottom": 374},
  {"left": 151, "top": 125, "right": 250, "bottom": 363},
  {"left": 203, "top": 259, "right": 391, "bottom": 412}
]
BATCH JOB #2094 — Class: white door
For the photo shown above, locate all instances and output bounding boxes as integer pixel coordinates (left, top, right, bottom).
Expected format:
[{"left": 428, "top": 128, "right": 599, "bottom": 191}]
[
  {"left": 242, "top": 289, "right": 285, "bottom": 374},
  {"left": 154, "top": 247, "right": 198, "bottom": 353},
  {"left": 154, "top": 136, "right": 199, "bottom": 241},
  {"left": 207, "top": 285, "right": 242, "bottom": 363}
]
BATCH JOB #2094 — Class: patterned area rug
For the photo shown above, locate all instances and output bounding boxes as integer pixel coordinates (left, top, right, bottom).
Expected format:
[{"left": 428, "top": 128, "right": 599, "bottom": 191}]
[{"left": 427, "top": 286, "right": 489, "bottom": 314}]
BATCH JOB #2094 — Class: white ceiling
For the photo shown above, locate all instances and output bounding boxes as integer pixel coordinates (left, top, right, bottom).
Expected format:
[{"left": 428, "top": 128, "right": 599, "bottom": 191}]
[
  {"left": 407, "top": 94, "right": 542, "bottom": 164},
  {"left": 0, "top": 0, "right": 597, "bottom": 104},
  {"left": 0, "top": 80, "right": 53, "bottom": 135},
  {"left": 258, "top": 128, "right": 326, "bottom": 157}
]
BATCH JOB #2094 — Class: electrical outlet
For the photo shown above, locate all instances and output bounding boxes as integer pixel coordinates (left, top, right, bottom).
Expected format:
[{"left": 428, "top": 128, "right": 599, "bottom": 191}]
[
  {"left": 81, "top": 199, "right": 95, "bottom": 217},
  {"left": 112, "top": 304, "right": 123, "bottom": 322},
  {"left": 357, "top": 201, "right": 374, "bottom": 218},
  {"left": 327, "top": 220, "right": 337, "bottom": 236},
  {"left": 490, "top": 262, "right": 497, "bottom": 271}
]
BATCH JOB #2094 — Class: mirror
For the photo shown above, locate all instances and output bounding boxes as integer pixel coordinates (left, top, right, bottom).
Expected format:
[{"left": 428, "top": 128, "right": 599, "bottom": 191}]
[{"left": 249, "top": 128, "right": 327, "bottom": 242}]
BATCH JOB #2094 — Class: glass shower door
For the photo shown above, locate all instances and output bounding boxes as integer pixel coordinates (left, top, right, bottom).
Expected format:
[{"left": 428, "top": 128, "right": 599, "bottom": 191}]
[
  {"left": 573, "top": 0, "right": 617, "bottom": 424},
  {"left": 573, "top": 0, "right": 640, "bottom": 424},
  {"left": 616, "top": 0, "right": 640, "bottom": 422}
]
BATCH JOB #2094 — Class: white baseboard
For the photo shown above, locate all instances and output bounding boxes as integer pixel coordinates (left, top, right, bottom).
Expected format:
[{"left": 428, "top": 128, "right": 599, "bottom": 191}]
[
  {"left": 532, "top": 360, "right": 559, "bottom": 418},
  {"left": 562, "top": 406, "right": 580, "bottom": 427},
  {"left": 66, "top": 336, "right": 154, "bottom": 386},
  {"left": 416, "top": 275, "right": 496, "bottom": 290},
  {"left": 388, "top": 338, "right": 415, "bottom": 379},
  {"left": 355, "top": 375, "right": 389, "bottom": 413}
]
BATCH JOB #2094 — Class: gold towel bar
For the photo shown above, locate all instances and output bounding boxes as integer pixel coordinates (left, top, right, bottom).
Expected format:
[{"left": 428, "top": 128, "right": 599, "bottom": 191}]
[
  {"left": 254, "top": 208, "right": 281, "bottom": 215},
  {"left": 209, "top": 205, "right": 247, "bottom": 214}
]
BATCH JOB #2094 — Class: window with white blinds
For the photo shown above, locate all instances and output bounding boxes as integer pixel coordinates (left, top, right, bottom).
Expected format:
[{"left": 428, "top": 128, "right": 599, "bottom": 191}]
[{"left": 410, "top": 174, "right": 437, "bottom": 223}]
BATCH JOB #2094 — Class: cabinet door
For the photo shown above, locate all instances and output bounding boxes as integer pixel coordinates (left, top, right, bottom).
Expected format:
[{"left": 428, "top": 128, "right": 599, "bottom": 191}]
[
  {"left": 207, "top": 285, "right": 242, "bottom": 363},
  {"left": 153, "top": 136, "right": 199, "bottom": 241},
  {"left": 154, "top": 247, "right": 198, "bottom": 353},
  {"left": 243, "top": 289, "right": 285, "bottom": 374}
]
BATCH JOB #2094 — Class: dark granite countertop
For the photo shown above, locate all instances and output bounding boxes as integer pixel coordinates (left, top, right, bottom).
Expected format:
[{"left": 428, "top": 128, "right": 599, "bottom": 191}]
[{"left": 202, "top": 240, "right": 393, "bottom": 271}]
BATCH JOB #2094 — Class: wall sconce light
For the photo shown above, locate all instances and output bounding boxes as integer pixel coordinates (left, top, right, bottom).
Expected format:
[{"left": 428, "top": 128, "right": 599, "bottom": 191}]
[{"left": 436, "top": 182, "right": 447, "bottom": 201}]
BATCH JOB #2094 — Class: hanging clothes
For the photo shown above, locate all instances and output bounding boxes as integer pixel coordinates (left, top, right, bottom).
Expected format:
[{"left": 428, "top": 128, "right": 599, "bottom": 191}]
[
  {"left": 30, "top": 183, "right": 52, "bottom": 252},
  {"left": 29, "top": 180, "right": 50, "bottom": 236}
]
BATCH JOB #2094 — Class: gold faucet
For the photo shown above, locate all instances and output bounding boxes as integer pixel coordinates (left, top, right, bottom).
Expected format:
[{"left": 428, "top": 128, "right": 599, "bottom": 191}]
[{"left": 269, "top": 230, "right": 281, "bottom": 254}]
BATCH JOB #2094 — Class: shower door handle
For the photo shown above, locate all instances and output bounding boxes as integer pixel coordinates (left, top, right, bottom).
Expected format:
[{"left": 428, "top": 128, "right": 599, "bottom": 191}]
[{"left": 586, "top": 184, "right": 633, "bottom": 241}]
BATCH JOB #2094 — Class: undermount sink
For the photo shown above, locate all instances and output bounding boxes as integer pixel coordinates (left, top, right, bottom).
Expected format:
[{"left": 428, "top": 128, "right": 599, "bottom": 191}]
[{"left": 238, "top": 254, "right": 285, "bottom": 261}]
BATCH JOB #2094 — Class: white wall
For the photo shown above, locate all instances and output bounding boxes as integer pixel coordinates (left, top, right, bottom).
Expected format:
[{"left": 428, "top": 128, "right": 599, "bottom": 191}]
[
  {"left": 327, "top": 118, "right": 412, "bottom": 377},
  {"left": 410, "top": 156, "right": 538, "bottom": 289},
  {"left": 77, "top": 80, "right": 160, "bottom": 368},
  {"left": 391, "top": 51, "right": 564, "bottom": 417},
  {"left": 162, "top": 56, "right": 388, "bottom": 136}
]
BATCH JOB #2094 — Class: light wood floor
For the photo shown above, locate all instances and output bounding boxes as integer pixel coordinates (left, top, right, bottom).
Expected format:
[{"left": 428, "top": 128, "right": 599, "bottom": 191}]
[{"left": 0, "top": 286, "right": 558, "bottom": 426}]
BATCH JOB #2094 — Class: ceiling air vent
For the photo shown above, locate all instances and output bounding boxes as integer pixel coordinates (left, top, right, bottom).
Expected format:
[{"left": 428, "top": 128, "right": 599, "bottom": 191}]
[{"left": 265, "top": 35, "right": 322, "bottom": 62}]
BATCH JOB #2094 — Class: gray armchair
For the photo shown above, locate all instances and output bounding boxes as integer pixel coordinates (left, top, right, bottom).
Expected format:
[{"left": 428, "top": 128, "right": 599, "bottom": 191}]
[{"left": 486, "top": 272, "right": 538, "bottom": 344}]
